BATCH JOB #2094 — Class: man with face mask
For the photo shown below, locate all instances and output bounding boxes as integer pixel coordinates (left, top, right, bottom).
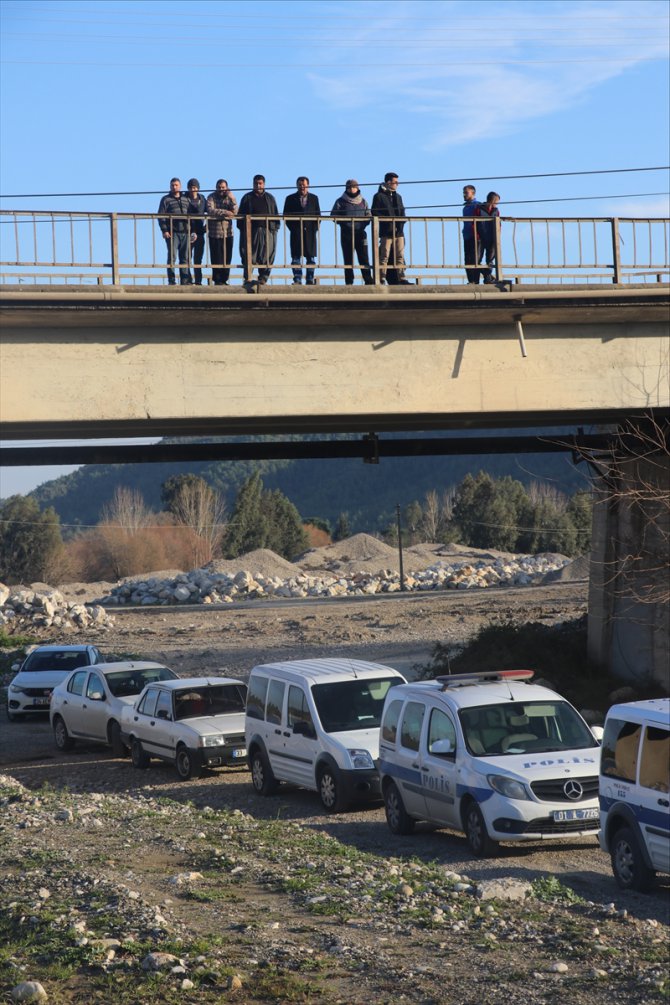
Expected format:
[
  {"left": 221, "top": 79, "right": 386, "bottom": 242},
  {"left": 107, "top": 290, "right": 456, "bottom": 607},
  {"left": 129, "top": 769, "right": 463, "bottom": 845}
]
[
  {"left": 330, "top": 180, "right": 373, "bottom": 285},
  {"left": 206, "top": 179, "right": 238, "bottom": 285},
  {"left": 237, "top": 174, "right": 280, "bottom": 285},
  {"left": 157, "top": 177, "right": 192, "bottom": 285}
]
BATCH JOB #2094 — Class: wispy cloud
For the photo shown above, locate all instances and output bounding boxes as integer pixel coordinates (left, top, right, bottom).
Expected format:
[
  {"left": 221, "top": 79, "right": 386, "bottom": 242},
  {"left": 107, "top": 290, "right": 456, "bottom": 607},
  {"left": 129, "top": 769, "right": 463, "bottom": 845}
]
[{"left": 306, "top": 0, "right": 669, "bottom": 148}]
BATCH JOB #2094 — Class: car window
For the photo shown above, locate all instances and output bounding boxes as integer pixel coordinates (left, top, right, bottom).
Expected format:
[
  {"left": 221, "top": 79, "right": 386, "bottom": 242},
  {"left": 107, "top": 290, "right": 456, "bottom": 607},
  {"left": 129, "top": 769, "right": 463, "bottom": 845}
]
[
  {"left": 266, "top": 680, "right": 285, "bottom": 725},
  {"left": 311, "top": 677, "right": 401, "bottom": 733},
  {"left": 22, "top": 650, "right": 89, "bottom": 673},
  {"left": 428, "top": 707, "right": 457, "bottom": 756},
  {"left": 138, "top": 688, "right": 160, "bottom": 717},
  {"left": 601, "top": 717, "right": 642, "bottom": 782},
  {"left": 106, "top": 665, "right": 177, "bottom": 697},
  {"left": 247, "top": 675, "right": 268, "bottom": 720},
  {"left": 639, "top": 726, "right": 670, "bottom": 793},
  {"left": 381, "top": 699, "right": 403, "bottom": 744},
  {"left": 400, "top": 701, "right": 425, "bottom": 752},
  {"left": 67, "top": 670, "right": 87, "bottom": 696},
  {"left": 86, "top": 673, "right": 105, "bottom": 699},
  {"left": 174, "top": 685, "right": 247, "bottom": 720},
  {"left": 155, "top": 690, "right": 173, "bottom": 720},
  {"left": 287, "top": 686, "right": 315, "bottom": 731}
]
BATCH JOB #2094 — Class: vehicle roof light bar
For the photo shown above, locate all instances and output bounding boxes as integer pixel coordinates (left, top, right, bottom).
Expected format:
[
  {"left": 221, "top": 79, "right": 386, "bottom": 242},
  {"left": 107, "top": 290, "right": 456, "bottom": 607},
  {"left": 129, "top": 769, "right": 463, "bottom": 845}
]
[{"left": 436, "top": 670, "right": 535, "bottom": 689}]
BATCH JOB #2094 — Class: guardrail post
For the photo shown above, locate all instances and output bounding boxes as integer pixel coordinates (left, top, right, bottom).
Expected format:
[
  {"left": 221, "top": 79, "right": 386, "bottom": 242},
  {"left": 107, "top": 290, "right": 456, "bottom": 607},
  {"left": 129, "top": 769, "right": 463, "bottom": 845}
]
[
  {"left": 244, "top": 216, "right": 253, "bottom": 282},
  {"left": 371, "top": 215, "right": 380, "bottom": 284},
  {"left": 110, "top": 213, "right": 120, "bottom": 285},
  {"left": 494, "top": 215, "right": 503, "bottom": 283},
  {"left": 611, "top": 218, "right": 621, "bottom": 284}
]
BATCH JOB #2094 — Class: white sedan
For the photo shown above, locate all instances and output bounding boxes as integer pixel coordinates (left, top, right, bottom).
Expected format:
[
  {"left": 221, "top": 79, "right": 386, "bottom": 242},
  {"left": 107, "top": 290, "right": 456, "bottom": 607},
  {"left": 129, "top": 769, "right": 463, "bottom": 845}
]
[
  {"left": 121, "top": 677, "right": 248, "bottom": 780},
  {"left": 50, "top": 661, "right": 178, "bottom": 756}
]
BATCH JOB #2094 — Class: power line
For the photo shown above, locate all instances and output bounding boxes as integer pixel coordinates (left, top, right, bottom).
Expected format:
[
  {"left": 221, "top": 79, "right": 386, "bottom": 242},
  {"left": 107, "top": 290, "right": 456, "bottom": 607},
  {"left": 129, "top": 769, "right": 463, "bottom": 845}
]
[
  {"left": 406, "top": 192, "right": 669, "bottom": 210},
  {"left": 2, "top": 55, "right": 662, "bottom": 67},
  {"left": 1, "top": 166, "right": 668, "bottom": 200}
]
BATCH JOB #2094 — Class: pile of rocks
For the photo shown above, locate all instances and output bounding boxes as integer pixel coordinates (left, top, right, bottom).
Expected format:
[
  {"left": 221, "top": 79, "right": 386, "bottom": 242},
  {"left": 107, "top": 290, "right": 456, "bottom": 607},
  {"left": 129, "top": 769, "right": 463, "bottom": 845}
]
[
  {"left": 0, "top": 583, "right": 115, "bottom": 632},
  {"left": 100, "top": 552, "right": 573, "bottom": 607}
]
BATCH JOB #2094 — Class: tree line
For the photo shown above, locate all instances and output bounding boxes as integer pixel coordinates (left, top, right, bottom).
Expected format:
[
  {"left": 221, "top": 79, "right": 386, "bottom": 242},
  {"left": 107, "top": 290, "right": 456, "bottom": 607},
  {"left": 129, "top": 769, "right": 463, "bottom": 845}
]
[{"left": 0, "top": 471, "right": 592, "bottom": 585}]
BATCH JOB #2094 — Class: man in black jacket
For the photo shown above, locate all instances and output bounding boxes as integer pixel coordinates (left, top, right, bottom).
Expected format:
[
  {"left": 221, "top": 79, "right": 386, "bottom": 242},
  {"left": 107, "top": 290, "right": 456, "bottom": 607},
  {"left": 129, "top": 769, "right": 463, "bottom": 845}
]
[
  {"left": 371, "top": 172, "right": 410, "bottom": 285},
  {"left": 237, "top": 175, "right": 280, "bottom": 285},
  {"left": 186, "top": 178, "right": 207, "bottom": 285},
  {"left": 157, "top": 177, "right": 192, "bottom": 285},
  {"left": 283, "top": 177, "right": 321, "bottom": 285}
]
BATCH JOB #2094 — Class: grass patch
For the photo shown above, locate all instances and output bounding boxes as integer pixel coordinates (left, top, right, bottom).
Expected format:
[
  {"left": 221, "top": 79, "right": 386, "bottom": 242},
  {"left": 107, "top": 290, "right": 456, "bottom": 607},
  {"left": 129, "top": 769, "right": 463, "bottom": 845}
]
[{"left": 531, "top": 876, "right": 585, "bottom": 905}]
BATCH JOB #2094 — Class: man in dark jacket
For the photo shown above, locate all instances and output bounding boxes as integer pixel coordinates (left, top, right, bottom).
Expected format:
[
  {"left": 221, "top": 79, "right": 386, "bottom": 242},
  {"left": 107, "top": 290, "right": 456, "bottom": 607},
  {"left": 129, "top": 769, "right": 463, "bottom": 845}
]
[
  {"left": 462, "top": 184, "right": 481, "bottom": 284},
  {"left": 157, "top": 177, "right": 192, "bottom": 285},
  {"left": 237, "top": 175, "right": 280, "bottom": 285},
  {"left": 186, "top": 178, "right": 207, "bottom": 285},
  {"left": 283, "top": 177, "right": 321, "bottom": 285},
  {"left": 474, "top": 191, "right": 501, "bottom": 284},
  {"left": 206, "top": 179, "right": 238, "bottom": 285},
  {"left": 371, "top": 172, "right": 410, "bottom": 285},
  {"left": 330, "top": 180, "right": 373, "bottom": 285}
]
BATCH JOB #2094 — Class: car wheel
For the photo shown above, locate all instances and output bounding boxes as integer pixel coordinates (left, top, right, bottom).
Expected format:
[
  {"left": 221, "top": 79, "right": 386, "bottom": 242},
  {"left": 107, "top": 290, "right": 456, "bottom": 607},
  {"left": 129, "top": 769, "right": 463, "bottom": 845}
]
[
  {"left": 53, "top": 715, "right": 74, "bottom": 751},
  {"left": 175, "top": 746, "right": 201, "bottom": 781},
  {"left": 611, "top": 826, "right": 655, "bottom": 892},
  {"left": 384, "top": 781, "right": 415, "bottom": 835},
  {"left": 130, "top": 738, "right": 150, "bottom": 770},
  {"left": 250, "top": 748, "right": 277, "bottom": 796},
  {"left": 463, "top": 800, "right": 499, "bottom": 858},
  {"left": 6, "top": 707, "right": 24, "bottom": 723},
  {"left": 318, "top": 764, "right": 348, "bottom": 813},
  {"left": 109, "top": 721, "right": 127, "bottom": 758}
]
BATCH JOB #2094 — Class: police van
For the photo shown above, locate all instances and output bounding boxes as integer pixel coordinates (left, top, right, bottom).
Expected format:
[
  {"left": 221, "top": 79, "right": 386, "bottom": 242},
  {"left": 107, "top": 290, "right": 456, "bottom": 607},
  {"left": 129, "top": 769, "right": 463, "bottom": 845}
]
[
  {"left": 378, "top": 670, "right": 603, "bottom": 857},
  {"left": 599, "top": 698, "right": 670, "bottom": 891}
]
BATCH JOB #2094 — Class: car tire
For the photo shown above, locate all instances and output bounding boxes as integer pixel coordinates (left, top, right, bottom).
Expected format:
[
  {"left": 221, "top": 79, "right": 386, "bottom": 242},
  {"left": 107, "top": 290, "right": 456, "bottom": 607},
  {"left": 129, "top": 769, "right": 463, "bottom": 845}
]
[
  {"left": 250, "top": 748, "right": 277, "bottom": 796},
  {"left": 463, "top": 800, "right": 499, "bottom": 858},
  {"left": 53, "top": 715, "right": 75, "bottom": 751},
  {"left": 109, "top": 721, "right": 127, "bottom": 758},
  {"left": 611, "top": 825, "right": 655, "bottom": 892},
  {"left": 384, "top": 781, "right": 415, "bottom": 835},
  {"left": 130, "top": 738, "right": 150, "bottom": 770},
  {"left": 318, "top": 764, "right": 348, "bottom": 813},
  {"left": 6, "top": 707, "right": 24, "bottom": 723},
  {"left": 175, "top": 746, "right": 202, "bottom": 781}
]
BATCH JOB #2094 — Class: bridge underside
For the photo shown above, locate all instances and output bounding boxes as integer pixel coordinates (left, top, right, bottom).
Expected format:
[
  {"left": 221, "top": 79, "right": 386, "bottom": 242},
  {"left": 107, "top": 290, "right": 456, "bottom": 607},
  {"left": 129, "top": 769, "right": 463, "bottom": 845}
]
[{"left": 1, "top": 286, "right": 668, "bottom": 440}]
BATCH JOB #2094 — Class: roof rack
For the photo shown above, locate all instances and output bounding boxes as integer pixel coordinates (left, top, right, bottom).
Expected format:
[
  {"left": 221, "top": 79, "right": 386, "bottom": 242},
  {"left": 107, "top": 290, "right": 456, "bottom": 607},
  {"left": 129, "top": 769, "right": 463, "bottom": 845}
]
[{"left": 436, "top": 670, "right": 534, "bottom": 690}]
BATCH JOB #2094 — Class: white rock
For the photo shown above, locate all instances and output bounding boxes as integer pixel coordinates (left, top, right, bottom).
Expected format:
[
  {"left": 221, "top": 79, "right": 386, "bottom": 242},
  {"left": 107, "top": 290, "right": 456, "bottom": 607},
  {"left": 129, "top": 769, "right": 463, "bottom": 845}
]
[{"left": 11, "top": 983, "right": 47, "bottom": 1003}]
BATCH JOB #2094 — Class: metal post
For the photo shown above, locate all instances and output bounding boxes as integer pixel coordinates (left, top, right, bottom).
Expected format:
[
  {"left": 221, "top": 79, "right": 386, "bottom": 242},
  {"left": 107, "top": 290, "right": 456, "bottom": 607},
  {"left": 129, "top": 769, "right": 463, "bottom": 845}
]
[
  {"left": 611, "top": 218, "right": 621, "bottom": 285},
  {"left": 110, "top": 213, "right": 120, "bottom": 285},
  {"left": 371, "top": 215, "right": 380, "bottom": 284},
  {"left": 245, "top": 216, "right": 253, "bottom": 282},
  {"left": 494, "top": 214, "right": 503, "bottom": 283},
  {"left": 396, "top": 503, "right": 406, "bottom": 592}
]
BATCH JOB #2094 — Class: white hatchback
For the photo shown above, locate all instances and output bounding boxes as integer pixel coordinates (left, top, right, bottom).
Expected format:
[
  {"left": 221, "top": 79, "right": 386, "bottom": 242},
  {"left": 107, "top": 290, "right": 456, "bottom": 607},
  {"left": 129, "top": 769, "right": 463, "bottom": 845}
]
[
  {"left": 50, "top": 661, "right": 178, "bottom": 756},
  {"left": 7, "top": 644, "right": 103, "bottom": 721},
  {"left": 378, "top": 670, "right": 603, "bottom": 857}
]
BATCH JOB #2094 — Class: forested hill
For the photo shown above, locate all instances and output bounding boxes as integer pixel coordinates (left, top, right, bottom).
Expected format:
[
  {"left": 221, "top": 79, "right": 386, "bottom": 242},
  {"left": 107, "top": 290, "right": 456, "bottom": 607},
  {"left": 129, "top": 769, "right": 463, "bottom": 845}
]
[{"left": 30, "top": 432, "right": 590, "bottom": 533}]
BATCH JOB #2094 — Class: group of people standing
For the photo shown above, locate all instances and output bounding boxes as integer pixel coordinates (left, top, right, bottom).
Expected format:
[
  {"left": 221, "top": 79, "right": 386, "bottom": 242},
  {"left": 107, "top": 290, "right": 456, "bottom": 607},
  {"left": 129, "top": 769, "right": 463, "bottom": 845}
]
[{"left": 157, "top": 174, "right": 499, "bottom": 287}]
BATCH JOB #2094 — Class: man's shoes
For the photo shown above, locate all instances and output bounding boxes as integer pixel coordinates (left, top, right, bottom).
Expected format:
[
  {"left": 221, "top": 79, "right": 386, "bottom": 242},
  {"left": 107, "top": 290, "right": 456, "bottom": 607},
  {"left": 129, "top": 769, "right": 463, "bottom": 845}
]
[
  {"left": 397, "top": 279, "right": 412, "bottom": 285},
  {"left": 292, "top": 278, "right": 302, "bottom": 285},
  {"left": 363, "top": 278, "right": 375, "bottom": 285},
  {"left": 483, "top": 276, "right": 496, "bottom": 284},
  {"left": 306, "top": 279, "right": 316, "bottom": 285},
  {"left": 258, "top": 277, "right": 268, "bottom": 285}
]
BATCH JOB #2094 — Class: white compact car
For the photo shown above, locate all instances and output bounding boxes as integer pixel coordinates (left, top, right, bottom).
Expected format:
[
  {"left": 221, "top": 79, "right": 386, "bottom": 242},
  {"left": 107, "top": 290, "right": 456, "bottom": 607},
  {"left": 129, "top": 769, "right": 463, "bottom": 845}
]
[
  {"left": 599, "top": 698, "right": 670, "bottom": 892},
  {"left": 245, "top": 658, "right": 405, "bottom": 812},
  {"left": 378, "top": 670, "right": 603, "bottom": 857},
  {"left": 50, "top": 661, "right": 178, "bottom": 756},
  {"left": 7, "top": 644, "right": 103, "bottom": 721},
  {"left": 121, "top": 677, "right": 248, "bottom": 780}
]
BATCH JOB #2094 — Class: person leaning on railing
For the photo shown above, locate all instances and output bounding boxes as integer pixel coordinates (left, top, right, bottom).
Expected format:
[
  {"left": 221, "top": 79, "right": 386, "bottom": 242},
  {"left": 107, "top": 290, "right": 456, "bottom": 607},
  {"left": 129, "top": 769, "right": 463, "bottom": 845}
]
[
  {"left": 206, "top": 179, "right": 238, "bottom": 286},
  {"left": 283, "top": 177, "right": 321, "bottom": 285},
  {"left": 237, "top": 174, "right": 280, "bottom": 285},
  {"left": 330, "top": 180, "right": 374, "bottom": 285},
  {"left": 157, "top": 177, "right": 192, "bottom": 285},
  {"left": 371, "top": 172, "right": 411, "bottom": 285},
  {"left": 473, "top": 192, "right": 500, "bottom": 285}
]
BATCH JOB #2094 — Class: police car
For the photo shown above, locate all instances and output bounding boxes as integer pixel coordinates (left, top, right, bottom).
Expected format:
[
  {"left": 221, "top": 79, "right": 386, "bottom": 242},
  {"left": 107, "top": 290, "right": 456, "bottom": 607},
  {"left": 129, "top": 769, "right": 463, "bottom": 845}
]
[{"left": 378, "top": 670, "right": 603, "bottom": 857}]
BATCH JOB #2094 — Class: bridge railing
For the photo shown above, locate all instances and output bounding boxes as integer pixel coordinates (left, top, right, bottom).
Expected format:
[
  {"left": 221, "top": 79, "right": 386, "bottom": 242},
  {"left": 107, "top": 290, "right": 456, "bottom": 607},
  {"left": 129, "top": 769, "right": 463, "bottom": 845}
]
[{"left": 0, "top": 210, "right": 668, "bottom": 286}]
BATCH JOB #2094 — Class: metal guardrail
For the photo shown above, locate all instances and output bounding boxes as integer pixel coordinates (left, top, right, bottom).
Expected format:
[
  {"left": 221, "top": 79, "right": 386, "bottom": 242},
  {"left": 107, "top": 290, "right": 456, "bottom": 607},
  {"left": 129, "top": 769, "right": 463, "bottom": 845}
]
[{"left": 0, "top": 211, "right": 668, "bottom": 286}]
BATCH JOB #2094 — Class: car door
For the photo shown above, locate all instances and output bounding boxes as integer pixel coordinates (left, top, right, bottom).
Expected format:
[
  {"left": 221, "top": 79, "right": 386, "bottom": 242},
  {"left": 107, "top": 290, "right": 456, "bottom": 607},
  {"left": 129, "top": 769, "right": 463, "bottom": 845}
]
[
  {"left": 638, "top": 723, "right": 670, "bottom": 873},
  {"left": 281, "top": 684, "right": 318, "bottom": 788},
  {"left": 151, "top": 688, "right": 178, "bottom": 762},
  {"left": 264, "top": 679, "right": 288, "bottom": 780},
  {"left": 57, "top": 669, "right": 88, "bottom": 733},
  {"left": 78, "top": 671, "right": 109, "bottom": 742},
  {"left": 393, "top": 700, "right": 429, "bottom": 819},
  {"left": 421, "top": 704, "right": 460, "bottom": 827},
  {"left": 129, "top": 687, "right": 161, "bottom": 754}
]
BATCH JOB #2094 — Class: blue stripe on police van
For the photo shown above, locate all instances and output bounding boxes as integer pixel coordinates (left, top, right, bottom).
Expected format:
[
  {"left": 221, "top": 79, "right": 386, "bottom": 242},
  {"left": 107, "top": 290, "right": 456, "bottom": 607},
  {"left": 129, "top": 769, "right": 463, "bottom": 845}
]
[
  {"left": 600, "top": 794, "right": 670, "bottom": 833},
  {"left": 379, "top": 759, "right": 422, "bottom": 786},
  {"left": 456, "top": 782, "right": 495, "bottom": 803}
]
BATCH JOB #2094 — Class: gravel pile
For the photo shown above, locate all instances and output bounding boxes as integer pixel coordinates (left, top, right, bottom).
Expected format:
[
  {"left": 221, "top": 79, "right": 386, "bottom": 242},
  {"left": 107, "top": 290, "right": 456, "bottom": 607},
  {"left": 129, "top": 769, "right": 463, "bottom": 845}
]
[{"left": 0, "top": 583, "right": 115, "bottom": 633}]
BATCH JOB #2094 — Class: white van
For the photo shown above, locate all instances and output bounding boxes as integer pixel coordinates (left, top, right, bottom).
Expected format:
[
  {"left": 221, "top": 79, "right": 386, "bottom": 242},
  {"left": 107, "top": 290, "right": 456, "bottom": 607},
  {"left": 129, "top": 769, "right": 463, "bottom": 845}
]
[
  {"left": 245, "top": 658, "right": 404, "bottom": 812},
  {"left": 599, "top": 698, "right": 670, "bottom": 891}
]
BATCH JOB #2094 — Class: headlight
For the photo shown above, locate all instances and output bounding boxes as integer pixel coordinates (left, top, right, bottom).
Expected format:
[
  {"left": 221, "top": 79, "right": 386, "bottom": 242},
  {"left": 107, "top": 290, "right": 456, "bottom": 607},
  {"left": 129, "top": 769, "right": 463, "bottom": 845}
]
[
  {"left": 9, "top": 684, "right": 26, "bottom": 695},
  {"left": 200, "top": 735, "right": 225, "bottom": 747},
  {"left": 348, "top": 748, "right": 375, "bottom": 770},
  {"left": 487, "top": 774, "right": 529, "bottom": 800}
]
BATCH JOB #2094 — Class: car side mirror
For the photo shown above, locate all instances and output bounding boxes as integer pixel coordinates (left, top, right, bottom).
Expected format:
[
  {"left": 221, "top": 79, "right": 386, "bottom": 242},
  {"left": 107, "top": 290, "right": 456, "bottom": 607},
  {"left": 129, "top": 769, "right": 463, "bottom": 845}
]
[
  {"left": 11, "top": 662, "right": 20, "bottom": 672},
  {"left": 156, "top": 708, "right": 170, "bottom": 720},
  {"left": 89, "top": 691, "right": 104, "bottom": 702},
  {"left": 429, "top": 738, "right": 455, "bottom": 756},
  {"left": 293, "top": 720, "right": 315, "bottom": 738},
  {"left": 591, "top": 725, "right": 604, "bottom": 743}
]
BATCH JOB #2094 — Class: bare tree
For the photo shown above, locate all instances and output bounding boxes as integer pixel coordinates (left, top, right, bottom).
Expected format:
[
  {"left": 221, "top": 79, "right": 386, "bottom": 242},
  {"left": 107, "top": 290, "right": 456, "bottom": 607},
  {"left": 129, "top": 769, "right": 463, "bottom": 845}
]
[
  {"left": 101, "top": 486, "right": 151, "bottom": 532},
  {"left": 169, "top": 479, "right": 227, "bottom": 567}
]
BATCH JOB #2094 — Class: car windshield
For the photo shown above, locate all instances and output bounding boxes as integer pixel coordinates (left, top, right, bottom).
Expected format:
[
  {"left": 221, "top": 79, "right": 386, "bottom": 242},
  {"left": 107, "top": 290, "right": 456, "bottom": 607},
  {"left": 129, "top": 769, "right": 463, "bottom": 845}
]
[
  {"left": 21, "top": 651, "right": 88, "bottom": 673},
  {"left": 458, "top": 700, "right": 597, "bottom": 756},
  {"left": 174, "top": 684, "right": 247, "bottom": 721},
  {"left": 311, "top": 677, "right": 401, "bottom": 733},
  {"left": 106, "top": 666, "right": 177, "bottom": 697}
]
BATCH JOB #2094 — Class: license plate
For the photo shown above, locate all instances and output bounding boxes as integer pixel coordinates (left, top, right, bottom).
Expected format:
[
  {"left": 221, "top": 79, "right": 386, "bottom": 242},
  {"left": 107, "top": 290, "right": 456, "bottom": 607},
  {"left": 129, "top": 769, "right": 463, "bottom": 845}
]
[
  {"left": 232, "top": 748, "right": 247, "bottom": 759},
  {"left": 552, "top": 807, "right": 599, "bottom": 822},
  {"left": 32, "top": 697, "right": 50, "bottom": 706}
]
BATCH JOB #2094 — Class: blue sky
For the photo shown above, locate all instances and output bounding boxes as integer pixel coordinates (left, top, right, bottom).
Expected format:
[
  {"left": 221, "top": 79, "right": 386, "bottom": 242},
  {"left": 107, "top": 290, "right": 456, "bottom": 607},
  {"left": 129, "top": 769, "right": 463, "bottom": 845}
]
[{"left": 1, "top": 0, "right": 669, "bottom": 497}]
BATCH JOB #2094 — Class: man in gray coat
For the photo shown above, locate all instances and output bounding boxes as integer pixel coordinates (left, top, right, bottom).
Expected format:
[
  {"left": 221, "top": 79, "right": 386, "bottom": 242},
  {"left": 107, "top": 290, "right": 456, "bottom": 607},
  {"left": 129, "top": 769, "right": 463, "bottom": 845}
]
[{"left": 237, "top": 175, "right": 280, "bottom": 285}]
